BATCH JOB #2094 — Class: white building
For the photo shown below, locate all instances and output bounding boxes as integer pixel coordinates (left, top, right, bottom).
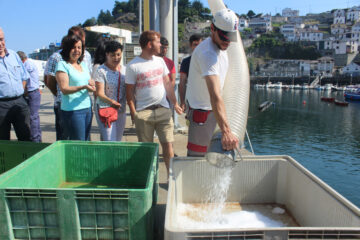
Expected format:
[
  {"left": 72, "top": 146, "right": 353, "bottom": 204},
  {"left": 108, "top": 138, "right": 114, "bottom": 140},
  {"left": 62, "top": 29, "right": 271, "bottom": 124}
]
[
  {"left": 84, "top": 25, "right": 132, "bottom": 44},
  {"left": 239, "top": 18, "right": 249, "bottom": 31},
  {"left": 342, "top": 62, "right": 360, "bottom": 76},
  {"left": 259, "top": 59, "right": 311, "bottom": 77},
  {"left": 299, "top": 29, "right": 323, "bottom": 41},
  {"left": 346, "top": 6, "right": 360, "bottom": 22},
  {"left": 353, "top": 22, "right": 360, "bottom": 33},
  {"left": 316, "top": 57, "right": 334, "bottom": 77},
  {"left": 325, "top": 39, "right": 359, "bottom": 54},
  {"left": 288, "top": 16, "right": 303, "bottom": 25},
  {"left": 306, "top": 24, "right": 319, "bottom": 31},
  {"left": 280, "top": 24, "right": 297, "bottom": 41},
  {"left": 299, "top": 61, "right": 311, "bottom": 76},
  {"left": 351, "top": 32, "right": 360, "bottom": 44},
  {"left": 282, "top": 8, "right": 299, "bottom": 17},
  {"left": 333, "top": 9, "right": 346, "bottom": 24},
  {"left": 331, "top": 24, "right": 347, "bottom": 35},
  {"left": 324, "top": 37, "right": 335, "bottom": 50},
  {"left": 249, "top": 17, "right": 272, "bottom": 33}
]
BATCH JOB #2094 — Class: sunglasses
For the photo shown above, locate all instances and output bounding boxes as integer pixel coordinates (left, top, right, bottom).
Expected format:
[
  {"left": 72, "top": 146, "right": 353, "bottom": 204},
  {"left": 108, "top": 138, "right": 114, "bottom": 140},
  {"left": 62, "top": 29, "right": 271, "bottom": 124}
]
[{"left": 215, "top": 27, "right": 237, "bottom": 42}]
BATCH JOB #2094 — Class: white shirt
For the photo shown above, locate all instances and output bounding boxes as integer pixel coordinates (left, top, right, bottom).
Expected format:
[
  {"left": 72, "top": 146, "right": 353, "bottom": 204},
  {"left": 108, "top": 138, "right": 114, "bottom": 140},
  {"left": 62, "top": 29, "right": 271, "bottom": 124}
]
[
  {"left": 125, "top": 55, "right": 170, "bottom": 111},
  {"left": 186, "top": 37, "right": 229, "bottom": 110}
]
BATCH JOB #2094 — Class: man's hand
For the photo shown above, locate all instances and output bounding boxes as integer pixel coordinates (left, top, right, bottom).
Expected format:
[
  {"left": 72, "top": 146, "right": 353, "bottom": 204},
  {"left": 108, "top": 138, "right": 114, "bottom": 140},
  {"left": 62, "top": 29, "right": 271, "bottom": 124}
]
[
  {"left": 174, "top": 103, "right": 183, "bottom": 115},
  {"left": 221, "top": 131, "right": 239, "bottom": 151},
  {"left": 130, "top": 111, "right": 136, "bottom": 125},
  {"left": 180, "top": 103, "right": 186, "bottom": 112}
]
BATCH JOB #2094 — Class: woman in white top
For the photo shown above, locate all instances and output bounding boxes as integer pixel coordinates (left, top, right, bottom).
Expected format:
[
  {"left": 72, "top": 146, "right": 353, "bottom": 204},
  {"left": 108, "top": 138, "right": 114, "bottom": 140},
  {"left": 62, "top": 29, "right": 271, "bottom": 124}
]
[{"left": 94, "top": 41, "right": 126, "bottom": 141}]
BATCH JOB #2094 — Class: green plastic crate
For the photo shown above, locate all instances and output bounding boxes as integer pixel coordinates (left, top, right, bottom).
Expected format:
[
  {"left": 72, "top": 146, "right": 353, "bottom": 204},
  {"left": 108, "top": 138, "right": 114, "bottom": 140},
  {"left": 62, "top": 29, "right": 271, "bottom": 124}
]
[
  {"left": 0, "top": 141, "right": 159, "bottom": 240},
  {"left": 0, "top": 140, "right": 50, "bottom": 174}
]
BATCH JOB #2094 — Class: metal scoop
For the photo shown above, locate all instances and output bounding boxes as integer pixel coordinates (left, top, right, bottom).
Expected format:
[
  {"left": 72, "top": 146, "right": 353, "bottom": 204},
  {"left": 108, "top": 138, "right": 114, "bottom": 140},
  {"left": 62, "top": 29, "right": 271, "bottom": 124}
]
[{"left": 205, "top": 132, "right": 242, "bottom": 168}]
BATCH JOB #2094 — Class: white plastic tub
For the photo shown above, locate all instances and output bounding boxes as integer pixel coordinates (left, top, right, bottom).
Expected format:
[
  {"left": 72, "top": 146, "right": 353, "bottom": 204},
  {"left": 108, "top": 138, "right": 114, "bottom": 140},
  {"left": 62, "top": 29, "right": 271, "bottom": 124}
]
[{"left": 165, "top": 155, "right": 360, "bottom": 240}]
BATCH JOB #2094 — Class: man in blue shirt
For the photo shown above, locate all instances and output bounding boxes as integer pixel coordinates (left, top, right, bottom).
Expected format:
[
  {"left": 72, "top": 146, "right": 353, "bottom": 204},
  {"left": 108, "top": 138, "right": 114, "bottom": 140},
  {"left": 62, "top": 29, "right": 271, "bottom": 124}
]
[
  {"left": 0, "top": 28, "right": 31, "bottom": 141},
  {"left": 17, "top": 51, "right": 42, "bottom": 142}
]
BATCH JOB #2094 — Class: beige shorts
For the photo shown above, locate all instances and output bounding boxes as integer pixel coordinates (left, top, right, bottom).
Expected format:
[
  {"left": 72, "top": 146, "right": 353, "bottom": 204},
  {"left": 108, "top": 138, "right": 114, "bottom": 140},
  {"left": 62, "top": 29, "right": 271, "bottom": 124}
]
[{"left": 134, "top": 107, "right": 174, "bottom": 143}]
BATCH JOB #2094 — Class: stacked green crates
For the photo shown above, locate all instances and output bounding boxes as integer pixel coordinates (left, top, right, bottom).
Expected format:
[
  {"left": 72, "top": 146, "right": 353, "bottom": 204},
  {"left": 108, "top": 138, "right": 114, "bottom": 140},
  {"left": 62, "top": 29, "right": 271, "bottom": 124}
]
[
  {"left": 0, "top": 140, "right": 50, "bottom": 174},
  {"left": 0, "top": 141, "right": 159, "bottom": 240}
]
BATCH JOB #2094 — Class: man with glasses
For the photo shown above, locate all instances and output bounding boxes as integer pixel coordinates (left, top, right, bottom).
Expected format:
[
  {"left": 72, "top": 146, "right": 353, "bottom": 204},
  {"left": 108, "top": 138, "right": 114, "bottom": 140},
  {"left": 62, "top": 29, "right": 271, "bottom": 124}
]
[{"left": 185, "top": 9, "right": 239, "bottom": 157}]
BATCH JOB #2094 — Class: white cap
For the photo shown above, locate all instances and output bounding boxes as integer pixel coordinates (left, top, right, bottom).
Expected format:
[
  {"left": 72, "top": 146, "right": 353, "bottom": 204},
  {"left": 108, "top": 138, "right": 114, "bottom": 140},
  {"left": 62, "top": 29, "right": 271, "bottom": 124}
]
[{"left": 213, "top": 9, "right": 238, "bottom": 33}]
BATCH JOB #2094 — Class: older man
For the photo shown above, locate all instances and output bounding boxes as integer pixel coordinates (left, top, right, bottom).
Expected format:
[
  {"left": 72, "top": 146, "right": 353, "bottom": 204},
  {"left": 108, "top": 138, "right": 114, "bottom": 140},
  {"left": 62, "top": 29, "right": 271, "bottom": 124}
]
[
  {"left": 17, "top": 51, "right": 42, "bottom": 142},
  {"left": 0, "top": 28, "right": 31, "bottom": 141}
]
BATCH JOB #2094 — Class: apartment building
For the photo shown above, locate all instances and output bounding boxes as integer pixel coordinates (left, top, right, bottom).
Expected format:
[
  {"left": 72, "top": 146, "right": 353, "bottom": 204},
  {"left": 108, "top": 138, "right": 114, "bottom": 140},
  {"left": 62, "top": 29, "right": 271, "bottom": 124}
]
[
  {"left": 280, "top": 24, "right": 297, "bottom": 41},
  {"left": 249, "top": 17, "right": 272, "bottom": 33},
  {"left": 239, "top": 18, "right": 249, "bottom": 31},
  {"left": 282, "top": 8, "right": 299, "bottom": 17},
  {"left": 342, "top": 62, "right": 360, "bottom": 76},
  {"left": 333, "top": 9, "right": 346, "bottom": 24},
  {"left": 315, "top": 57, "right": 334, "bottom": 76},
  {"left": 331, "top": 24, "right": 347, "bottom": 35},
  {"left": 299, "top": 29, "right": 323, "bottom": 41},
  {"left": 346, "top": 6, "right": 360, "bottom": 22}
]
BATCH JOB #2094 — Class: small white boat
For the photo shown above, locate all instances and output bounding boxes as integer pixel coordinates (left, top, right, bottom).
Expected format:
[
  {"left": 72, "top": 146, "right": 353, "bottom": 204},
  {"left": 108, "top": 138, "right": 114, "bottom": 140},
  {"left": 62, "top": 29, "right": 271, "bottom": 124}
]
[
  {"left": 254, "top": 84, "right": 265, "bottom": 89},
  {"left": 324, "top": 84, "right": 333, "bottom": 91},
  {"left": 273, "top": 82, "right": 283, "bottom": 89},
  {"left": 294, "top": 84, "right": 302, "bottom": 90},
  {"left": 265, "top": 82, "right": 273, "bottom": 89},
  {"left": 301, "top": 84, "right": 309, "bottom": 90}
]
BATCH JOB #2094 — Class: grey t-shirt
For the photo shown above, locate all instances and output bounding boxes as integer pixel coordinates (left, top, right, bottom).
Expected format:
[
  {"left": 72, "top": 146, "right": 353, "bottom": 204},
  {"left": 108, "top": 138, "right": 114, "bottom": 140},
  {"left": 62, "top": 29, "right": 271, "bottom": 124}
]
[{"left": 94, "top": 64, "right": 126, "bottom": 113}]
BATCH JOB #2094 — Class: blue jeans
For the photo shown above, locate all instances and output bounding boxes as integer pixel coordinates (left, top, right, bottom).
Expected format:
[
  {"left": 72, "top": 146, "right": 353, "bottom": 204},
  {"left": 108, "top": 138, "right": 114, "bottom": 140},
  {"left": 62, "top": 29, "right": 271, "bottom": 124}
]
[{"left": 61, "top": 107, "right": 92, "bottom": 141}]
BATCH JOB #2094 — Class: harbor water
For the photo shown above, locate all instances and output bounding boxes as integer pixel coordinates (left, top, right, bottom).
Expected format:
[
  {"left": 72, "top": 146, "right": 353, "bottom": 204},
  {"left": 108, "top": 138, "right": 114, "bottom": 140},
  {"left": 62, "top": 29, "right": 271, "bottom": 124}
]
[{"left": 247, "top": 87, "right": 360, "bottom": 207}]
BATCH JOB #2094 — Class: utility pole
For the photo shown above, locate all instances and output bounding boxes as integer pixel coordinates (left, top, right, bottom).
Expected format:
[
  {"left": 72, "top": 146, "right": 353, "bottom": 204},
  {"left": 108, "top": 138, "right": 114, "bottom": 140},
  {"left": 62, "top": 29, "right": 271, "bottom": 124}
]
[{"left": 139, "top": 0, "right": 142, "bottom": 34}]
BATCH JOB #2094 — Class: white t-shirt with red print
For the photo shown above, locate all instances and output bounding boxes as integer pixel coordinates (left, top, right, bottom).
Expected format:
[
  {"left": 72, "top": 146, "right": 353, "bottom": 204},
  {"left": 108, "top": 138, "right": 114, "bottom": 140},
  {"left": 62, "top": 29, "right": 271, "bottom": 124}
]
[{"left": 125, "top": 56, "right": 170, "bottom": 111}]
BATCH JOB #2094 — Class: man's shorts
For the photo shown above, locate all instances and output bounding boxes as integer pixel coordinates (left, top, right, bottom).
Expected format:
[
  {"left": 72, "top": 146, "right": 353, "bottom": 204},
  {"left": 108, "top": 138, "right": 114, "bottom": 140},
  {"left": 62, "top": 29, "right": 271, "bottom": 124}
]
[
  {"left": 134, "top": 106, "right": 174, "bottom": 143},
  {"left": 187, "top": 108, "right": 217, "bottom": 157}
]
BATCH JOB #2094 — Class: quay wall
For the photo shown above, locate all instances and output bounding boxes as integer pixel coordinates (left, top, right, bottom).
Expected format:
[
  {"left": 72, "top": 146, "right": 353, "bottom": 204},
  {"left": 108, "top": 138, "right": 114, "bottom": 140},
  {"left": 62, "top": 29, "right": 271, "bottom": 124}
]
[{"left": 251, "top": 76, "right": 360, "bottom": 86}]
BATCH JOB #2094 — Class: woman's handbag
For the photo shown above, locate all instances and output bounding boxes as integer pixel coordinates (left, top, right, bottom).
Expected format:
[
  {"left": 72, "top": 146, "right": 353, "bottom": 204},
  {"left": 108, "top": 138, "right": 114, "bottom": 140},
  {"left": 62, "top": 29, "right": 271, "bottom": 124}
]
[{"left": 98, "top": 71, "right": 121, "bottom": 128}]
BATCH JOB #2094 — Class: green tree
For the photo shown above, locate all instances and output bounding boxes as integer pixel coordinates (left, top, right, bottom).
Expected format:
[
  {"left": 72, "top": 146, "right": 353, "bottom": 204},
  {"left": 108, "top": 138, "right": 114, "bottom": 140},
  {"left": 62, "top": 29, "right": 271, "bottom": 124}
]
[
  {"left": 82, "top": 17, "right": 97, "bottom": 27},
  {"left": 98, "top": 10, "right": 114, "bottom": 25},
  {"left": 112, "top": 0, "right": 138, "bottom": 17},
  {"left": 247, "top": 10, "right": 256, "bottom": 18},
  {"left": 192, "top": 0, "right": 204, "bottom": 15},
  {"left": 178, "top": 0, "right": 192, "bottom": 22}
]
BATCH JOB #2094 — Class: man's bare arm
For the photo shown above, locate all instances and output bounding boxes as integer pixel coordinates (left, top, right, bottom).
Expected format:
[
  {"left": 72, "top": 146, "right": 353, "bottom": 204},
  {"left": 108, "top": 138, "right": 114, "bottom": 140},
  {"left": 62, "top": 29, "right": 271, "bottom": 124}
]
[
  {"left": 126, "top": 84, "right": 137, "bottom": 123},
  {"left": 44, "top": 75, "right": 58, "bottom": 96},
  {"left": 178, "top": 72, "right": 187, "bottom": 111},
  {"left": 205, "top": 75, "right": 238, "bottom": 150},
  {"left": 163, "top": 75, "right": 182, "bottom": 115}
]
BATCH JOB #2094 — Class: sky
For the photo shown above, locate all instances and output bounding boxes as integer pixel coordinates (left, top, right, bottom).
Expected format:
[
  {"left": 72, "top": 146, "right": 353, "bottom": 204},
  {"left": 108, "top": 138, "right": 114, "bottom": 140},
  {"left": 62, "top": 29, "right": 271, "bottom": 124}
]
[{"left": 0, "top": 0, "right": 358, "bottom": 55}]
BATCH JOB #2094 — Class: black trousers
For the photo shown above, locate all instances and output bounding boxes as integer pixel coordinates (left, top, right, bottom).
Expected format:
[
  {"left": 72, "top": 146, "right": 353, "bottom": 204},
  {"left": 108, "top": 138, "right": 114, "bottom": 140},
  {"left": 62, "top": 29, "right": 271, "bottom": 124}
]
[{"left": 0, "top": 96, "right": 31, "bottom": 141}]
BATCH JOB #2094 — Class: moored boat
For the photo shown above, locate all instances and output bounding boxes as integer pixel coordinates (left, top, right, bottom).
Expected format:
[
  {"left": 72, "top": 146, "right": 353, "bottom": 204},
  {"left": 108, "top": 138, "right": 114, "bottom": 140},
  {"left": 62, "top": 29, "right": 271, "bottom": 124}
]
[
  {"left": 344, "top": 90, "right": 360, "bottom": 100},
  {"left": 321, "top": 97, "right": 335, "bottom": 102},
  {"left": 334, "top": 100, "right": 349, "bottom": 106},
  {"left": 258, "top": 100, "right": 274, "bottom": 112}
]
